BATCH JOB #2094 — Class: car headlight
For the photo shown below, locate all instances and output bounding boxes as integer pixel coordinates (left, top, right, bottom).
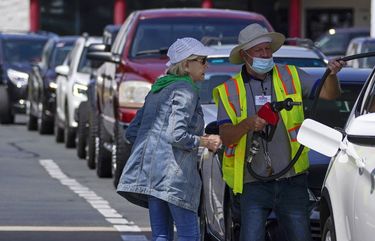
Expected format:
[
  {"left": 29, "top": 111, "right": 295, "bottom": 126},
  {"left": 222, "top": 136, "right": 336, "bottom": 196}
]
[
  {"left": 118, "top": 81, "right": 151, "bottom": 108},
  {"left": 49, "top": 81, "right": 58, "bottom": 89},
  {"left": 7, "top": 69, "right": 29, "bottom": 87},
  {"left": 72, "top": 83, "right": 88, "bottom": 97}
]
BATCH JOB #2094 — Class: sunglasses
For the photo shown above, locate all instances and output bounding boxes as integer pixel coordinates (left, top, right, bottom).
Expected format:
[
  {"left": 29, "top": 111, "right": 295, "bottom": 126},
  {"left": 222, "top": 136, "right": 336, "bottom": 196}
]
[{"left": 191, "top": 57, "right": 207, "bottom": 65}]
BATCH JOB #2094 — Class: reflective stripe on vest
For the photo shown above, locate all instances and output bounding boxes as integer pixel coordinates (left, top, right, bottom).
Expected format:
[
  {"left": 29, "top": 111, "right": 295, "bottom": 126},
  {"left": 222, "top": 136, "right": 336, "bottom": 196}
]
[
  {"left": 213, "top": 73, "right": 247, "bottom": 194},
  {"left": 213, "top": 65, "right": 309, "bottom": 194}
]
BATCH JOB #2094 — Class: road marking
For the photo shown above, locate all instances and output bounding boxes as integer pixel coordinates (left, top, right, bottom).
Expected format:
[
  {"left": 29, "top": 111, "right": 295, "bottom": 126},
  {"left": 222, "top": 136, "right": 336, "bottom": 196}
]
[
  {"left": 0, "top": 226, "right": 116, "bottom": 231},
  {"left": 38, "top": 159, "right": 149, "bottom": 240}
]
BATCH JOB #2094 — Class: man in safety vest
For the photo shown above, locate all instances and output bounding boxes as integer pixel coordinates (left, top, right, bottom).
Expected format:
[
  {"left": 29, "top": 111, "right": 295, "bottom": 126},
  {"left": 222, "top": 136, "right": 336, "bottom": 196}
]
[{"left": 213, "top": 23, "right": 344, "bottom": 241}]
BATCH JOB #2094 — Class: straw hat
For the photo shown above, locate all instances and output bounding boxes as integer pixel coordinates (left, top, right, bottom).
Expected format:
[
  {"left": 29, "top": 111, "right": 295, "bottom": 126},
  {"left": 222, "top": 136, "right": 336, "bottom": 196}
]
[
  {"left": 166, "top": 37, "right": 214, "bottom": 67},
  {"left": 229, "top": 24, "right": 285, "bottom": 64}
]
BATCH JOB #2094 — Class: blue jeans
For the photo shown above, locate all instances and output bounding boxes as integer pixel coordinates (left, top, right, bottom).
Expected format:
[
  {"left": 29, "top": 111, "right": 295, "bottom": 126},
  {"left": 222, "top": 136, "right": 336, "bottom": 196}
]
[
  {"left": 240, "top": 174, "right": 313, "bottom": 241},
  {"left": 148, "top": 196, "right": 199, "bottom": 241}
]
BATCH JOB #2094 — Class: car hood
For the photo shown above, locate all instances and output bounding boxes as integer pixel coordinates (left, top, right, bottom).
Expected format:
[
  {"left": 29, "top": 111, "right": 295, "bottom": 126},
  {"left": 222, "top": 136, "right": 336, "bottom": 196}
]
[
  {"left": 4, "top": 62, "right": 33, "bottom": 74},
  {"left": 127, "top": 59, "right": 168, "bottom": 82}
]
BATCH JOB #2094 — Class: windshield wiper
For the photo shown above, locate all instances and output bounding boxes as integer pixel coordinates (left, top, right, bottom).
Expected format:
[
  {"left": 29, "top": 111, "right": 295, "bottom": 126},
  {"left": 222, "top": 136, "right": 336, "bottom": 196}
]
[{"left": 135, "top": 48, "right": 168, "bottom": 57}]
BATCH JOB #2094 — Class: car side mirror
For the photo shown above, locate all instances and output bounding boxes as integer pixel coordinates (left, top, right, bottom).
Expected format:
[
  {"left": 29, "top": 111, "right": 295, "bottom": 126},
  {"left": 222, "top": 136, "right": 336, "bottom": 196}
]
[
  {"left": 205, "top": 121, "right": 219, "bottom": 135},
  {"left": 87, "top": 43, "right": 106, "bottom": 53},
  {"left": 55, "top": 65, "right": 69, "bottom": 76},
  {"left": 87, "top": 51, "right": 120, "bottom": 64},
  {"left": 297, "top": 119, "right": 343, "bottom": 157},
  {"left": 346, "top": 112, "right": 375, "bottom": 146}
]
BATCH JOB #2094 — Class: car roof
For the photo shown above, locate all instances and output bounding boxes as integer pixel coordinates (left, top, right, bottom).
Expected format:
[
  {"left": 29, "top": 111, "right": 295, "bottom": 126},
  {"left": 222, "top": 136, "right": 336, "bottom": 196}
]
[
  {"left": 208, "top": 44, "right": 325, "bottom": 60},
  {"left": 328, "top": 27, "right": 370, "bottom": 34},
  {"left": 135, "top": 8, "right": 270, "bottom": 21},
  {"left": 301, "top": 67, "right": 372, "bottom": 84}
]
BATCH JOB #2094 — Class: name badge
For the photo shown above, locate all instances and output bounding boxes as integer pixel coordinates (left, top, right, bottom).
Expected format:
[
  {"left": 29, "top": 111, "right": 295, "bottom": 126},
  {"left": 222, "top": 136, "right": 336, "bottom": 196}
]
[{"left": 255, "top": 95, "right": 271, "bottom": 105}]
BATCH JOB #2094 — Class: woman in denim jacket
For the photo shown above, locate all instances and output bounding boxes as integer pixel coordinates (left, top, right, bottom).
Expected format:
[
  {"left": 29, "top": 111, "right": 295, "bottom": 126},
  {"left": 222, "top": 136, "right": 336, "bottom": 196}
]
[{"left": 117, "top": 38, "right": 222, "bottom": 241}]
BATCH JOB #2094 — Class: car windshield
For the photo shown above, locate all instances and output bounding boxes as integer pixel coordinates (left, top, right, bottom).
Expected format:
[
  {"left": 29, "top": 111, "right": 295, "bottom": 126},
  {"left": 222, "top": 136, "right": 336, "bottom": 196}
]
[
  {"left": 273, "top": 57, "right": 326, "bottom": 67},
  {"left": 315, "top": 33, "right": 349, "bottom": 56},
  {"left": 130, "top": 18, "right": 268, "bottom": 58},
  {"left": 2, "top": 38, "right": 47, "bottom": 64},
  {"left": 51, "top": 43, "right": 74, "bottom": 67}
]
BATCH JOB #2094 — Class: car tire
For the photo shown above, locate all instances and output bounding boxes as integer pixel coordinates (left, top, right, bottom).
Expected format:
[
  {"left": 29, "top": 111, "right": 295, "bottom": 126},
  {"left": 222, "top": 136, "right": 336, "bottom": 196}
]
[
  {"left": 113, "top": 121, "right": 132, "bottom": 188},
  {"left": 322, "top": 216, "right": 336, "bottom": 241},
  {"left": 38, "top": 103, "right": 54, "bottom": 134},
  {"left": 224, "top": 191, "right": 240, "bottom": 241},
  {"left": 0, "top": 86, "right": 15, "bottom": 124},
  {"left": 96, "top": 116, "right": 112, "bottom": 178},
  {"left": 76, "top": 104, "right": 88, "bottom": 159},
  {"left": 64, "top": 109, "right": 76, "bottom": 148},
  {"left": 54, "top": 114, "right": 64, "bottom": 143},
  {"left": 86, "top": 109, "right": 97, "bottom": 169}
]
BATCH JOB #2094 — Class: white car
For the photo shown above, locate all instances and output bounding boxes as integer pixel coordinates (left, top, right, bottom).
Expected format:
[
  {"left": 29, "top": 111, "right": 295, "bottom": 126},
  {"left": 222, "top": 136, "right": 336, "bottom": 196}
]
[
  {"left": 297, "top": 69, "right": 375, "bottom": 241},
  {"left": 55, "top": 36, "right": 102, "bottom": 148}
]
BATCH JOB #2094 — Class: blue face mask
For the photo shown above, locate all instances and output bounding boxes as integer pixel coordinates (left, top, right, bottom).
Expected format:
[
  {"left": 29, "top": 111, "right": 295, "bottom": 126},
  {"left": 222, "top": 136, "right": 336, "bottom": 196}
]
[{"left": 250, "top": 57, "right": 275, "bottom": 74}]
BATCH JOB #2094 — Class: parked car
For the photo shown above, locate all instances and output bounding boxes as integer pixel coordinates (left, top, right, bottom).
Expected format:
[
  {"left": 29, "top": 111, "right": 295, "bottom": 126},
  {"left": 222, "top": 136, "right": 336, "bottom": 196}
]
[
  {"left": 54, "top": 35, "right": 102, "bottom": 148},
  {"left": 315, "top": 27, "right": 370, "bottom": 58},
  {"left": 27, "top": 36, "right": 77, "bottom": 133},
  {"left": 87, "top": 8, "right": 274, "bottom": 185},
  {"left": 0, "top": 31, "right": 53, "bottom": 124},
  {"left": 346, "top": 37, "right": 375, "bottom": 68},
  {"left": 198, "top": 65, "right": 372, "bottom": 241},
  {"left": 75, "top": 24, "right": 120, "bottom": 161},
  {"left": 297, "top": 66, "right": 375, "bottom": 241}
]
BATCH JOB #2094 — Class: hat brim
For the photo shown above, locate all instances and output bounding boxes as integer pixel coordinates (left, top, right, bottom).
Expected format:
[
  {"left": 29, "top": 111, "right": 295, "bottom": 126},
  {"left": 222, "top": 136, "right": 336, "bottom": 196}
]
[
  {"left": 166, "top": 46, "right": 215, "bottom": 67},
  {"left": 229, "top": 32, "right": 285, "bottom": 64}
]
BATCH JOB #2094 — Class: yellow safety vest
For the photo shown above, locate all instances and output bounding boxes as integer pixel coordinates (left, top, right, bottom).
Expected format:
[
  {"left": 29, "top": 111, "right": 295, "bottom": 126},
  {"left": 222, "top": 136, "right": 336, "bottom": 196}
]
[{"left": 213, "top": 65, "right": 309, "bottom": 194}]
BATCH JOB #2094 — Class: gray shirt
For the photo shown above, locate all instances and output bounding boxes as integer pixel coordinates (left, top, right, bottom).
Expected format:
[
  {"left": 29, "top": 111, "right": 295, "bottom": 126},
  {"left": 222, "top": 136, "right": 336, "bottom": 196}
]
[{"left": 217, "top": 65, "right": 316, "bottom": 182}]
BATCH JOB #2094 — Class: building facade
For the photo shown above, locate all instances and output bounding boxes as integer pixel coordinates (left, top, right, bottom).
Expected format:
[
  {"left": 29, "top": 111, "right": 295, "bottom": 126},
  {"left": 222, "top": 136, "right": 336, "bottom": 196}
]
[{"left": 0, "top": 0, "right": 371, "bottom": 40}]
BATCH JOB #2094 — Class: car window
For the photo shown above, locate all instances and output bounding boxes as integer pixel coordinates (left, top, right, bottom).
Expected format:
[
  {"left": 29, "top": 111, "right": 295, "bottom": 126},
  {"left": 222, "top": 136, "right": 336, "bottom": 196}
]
[
  {"left": 2, "top": 38, "right": 47, "bottom": 64},
  {"left": 363, "top": 80, "right": 375, "bottom": 113},
  {"left": 304, "top": 83, "right": 364, "bottom": 128},
  {"left": 77, "top": 47, "right": 102, "bottom": 74},
  {"left": 273, "top": 57, "right": 326, "bottom": 67},
  {"left": 130, "top": 18, "right": 267, "bottom": 58}
]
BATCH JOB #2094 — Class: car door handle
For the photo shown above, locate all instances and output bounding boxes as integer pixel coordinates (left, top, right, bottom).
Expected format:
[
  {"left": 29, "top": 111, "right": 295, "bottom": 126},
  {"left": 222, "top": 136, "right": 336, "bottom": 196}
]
[{"left": 371, "top": 168, "right": 375, "bottom": 194}]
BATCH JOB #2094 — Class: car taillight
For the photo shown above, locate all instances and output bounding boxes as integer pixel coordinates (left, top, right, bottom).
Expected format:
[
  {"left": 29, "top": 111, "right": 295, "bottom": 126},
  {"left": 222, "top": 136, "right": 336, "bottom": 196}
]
[{"left": 118, "top": 107, "right": 137, "bottom": 124}]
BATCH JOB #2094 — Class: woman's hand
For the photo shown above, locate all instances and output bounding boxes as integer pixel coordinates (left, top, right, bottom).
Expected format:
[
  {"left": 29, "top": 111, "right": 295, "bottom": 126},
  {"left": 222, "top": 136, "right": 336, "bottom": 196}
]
[{"left": 200, "top": 134, "right": 222, "bottom": 152}]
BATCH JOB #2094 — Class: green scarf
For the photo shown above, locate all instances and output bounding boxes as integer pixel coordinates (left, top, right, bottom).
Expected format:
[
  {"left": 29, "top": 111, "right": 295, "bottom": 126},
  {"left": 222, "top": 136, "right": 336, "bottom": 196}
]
[{"left": 150, "top": 74, "right": 198, "bottom": 93}]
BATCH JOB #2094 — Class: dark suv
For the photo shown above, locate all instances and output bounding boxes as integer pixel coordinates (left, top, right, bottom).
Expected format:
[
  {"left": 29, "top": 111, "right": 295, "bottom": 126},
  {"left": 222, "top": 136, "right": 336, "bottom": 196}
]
[
  {"left": 88, "top": 8, "right": 273, "bottom": 186},
  {"left": 0, "top": 31, "right": 52, "bottom": 124},
  {"left": 27, "top": 36, "right": 77, "bottom": 133}
]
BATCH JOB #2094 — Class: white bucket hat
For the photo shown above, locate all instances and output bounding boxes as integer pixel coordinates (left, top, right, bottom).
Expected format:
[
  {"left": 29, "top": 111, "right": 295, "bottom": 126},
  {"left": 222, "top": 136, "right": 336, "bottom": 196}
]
[
  {"left": 229, "top": 23, "right": 285, "bottom": 64},
  {"left": 166, "top": 37, "right": 214, "bottom": 67}
]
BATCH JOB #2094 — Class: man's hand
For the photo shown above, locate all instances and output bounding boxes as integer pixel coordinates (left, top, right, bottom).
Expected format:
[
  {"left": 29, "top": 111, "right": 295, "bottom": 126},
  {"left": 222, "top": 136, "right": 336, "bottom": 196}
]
[{"left": 328, "top": 58, "right": 346, "bottom": 75}]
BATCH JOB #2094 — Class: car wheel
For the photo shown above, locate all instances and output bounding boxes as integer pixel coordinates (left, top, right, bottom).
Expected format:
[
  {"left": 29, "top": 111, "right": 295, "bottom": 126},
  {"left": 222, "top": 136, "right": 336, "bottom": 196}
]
[
  {"left": 38, "top": 103, "right": 54, "bottom": 134},
  {"left": 224, "top": 191, "right": 240, "bottom": 241},
  {"left": 54, "top": 113, "right": 64, "bottom": 143},
  {"left": 76, "top": 104, "right": 88, "bottom": 159},
  {"left": 26, "top": 101, "right": 38, "bottom": 131},
  {"left": 64, "top": 109, "right": 76, "bottom": 148},
  {"left": 96, "top": 116, "right": 112, "bottom": 178},
  {"left": 322, "top": 216, "right": 336, "bottom": 241},
  {"left": 86, "top": 109, "right": 97, "bottom": 169},
  {"left": 0, "top": 86, "right": 15, "bottom": 124},
  {"left": 113, "top": 121, "right": 132, "bottom": 188}
]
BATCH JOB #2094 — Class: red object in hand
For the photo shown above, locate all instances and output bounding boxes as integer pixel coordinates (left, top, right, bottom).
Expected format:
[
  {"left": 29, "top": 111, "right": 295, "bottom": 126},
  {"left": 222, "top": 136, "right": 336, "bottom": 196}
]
[{"left": 257, "top": 102, "right": 279, "bottom": 126}]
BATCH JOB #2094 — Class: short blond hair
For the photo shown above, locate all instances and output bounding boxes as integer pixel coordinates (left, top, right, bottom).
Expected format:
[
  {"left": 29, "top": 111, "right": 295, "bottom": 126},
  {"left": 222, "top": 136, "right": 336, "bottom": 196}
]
[{"left": 167, "top": 55, "right": 200, "bottom": 76}]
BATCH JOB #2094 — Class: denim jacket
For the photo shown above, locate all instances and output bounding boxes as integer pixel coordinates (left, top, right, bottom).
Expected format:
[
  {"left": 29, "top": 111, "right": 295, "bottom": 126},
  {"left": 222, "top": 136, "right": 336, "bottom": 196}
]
[{"left": 117, "top": 81, "right": 204, "bottom": 212}]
